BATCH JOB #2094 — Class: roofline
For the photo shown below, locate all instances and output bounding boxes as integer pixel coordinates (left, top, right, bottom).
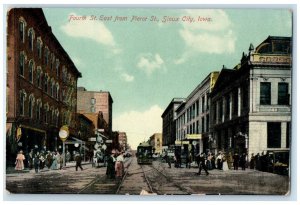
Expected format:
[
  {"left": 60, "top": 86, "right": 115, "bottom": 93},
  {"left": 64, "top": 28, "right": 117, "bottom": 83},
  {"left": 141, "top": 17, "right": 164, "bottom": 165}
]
[{"left": 161, "top": 98, "right": 185, "bottom": 117}]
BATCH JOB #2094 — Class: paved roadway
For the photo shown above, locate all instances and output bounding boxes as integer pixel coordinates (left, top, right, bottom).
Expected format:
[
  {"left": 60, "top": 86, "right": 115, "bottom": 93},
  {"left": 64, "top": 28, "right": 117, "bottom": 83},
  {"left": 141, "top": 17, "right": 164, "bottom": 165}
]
[{"left": 5, "top": 157, "right": 289, "bottom": 195}]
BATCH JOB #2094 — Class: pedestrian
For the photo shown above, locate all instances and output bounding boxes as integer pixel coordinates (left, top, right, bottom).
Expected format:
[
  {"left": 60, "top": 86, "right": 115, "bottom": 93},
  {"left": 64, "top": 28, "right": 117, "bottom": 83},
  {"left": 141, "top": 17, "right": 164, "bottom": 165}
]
[
  {"left": 250, "top": 153, "right": 255, "bottom": 169},
  {"left": 50, "top": 152, "right": 58, "bottom": 170},
  {"left": 233, "top": 152, "right": 240, "bottom": 170},
  {"left": 28, "top": 149, "right": 34, "bottom": 170},
  {"left": 75, "top": 152, "right": 83, "bottom": 171},
  {"left": 186, "top": 152, "right": 192, "bottom": 169},
  {"left": 211, "top": 153, "right": 216, "bottom": 169},
  {"left": 39, "top": 151, "right": 45, "bottom": 170},
  {"left": 255, "top": 153, "right": 261, "bottom": 171},
  {"left": 206, "top": 153, "right": 212, "bottom": 170},
  {"left": 46, "top": 151, "right": 53, "bottom": 169},
  {"left": 222, "top": 153, "right": 229, "bottom": 171},
  {"left": 115, "top": 151, "right": 124, "bottom": 178},
  {"left": 59, "top": 152, "right": 64, "bottom": 170},
  {"left": 216, "top": 151, "right": 223, "bottom": 170},
  {"left": 227, "top": 152, "right": 233, "bottom": 170},
  {"left": 197, "top": 153, "right": 209, "bottom": 176},
  {"left": 106, "top": 151, "right": 116, "bottom": 179},
  {"left": 33, "top": 152, "right": 40, "bottom": 173},
  {"left": 15, "top": 150, "right": 25, "bottom": 171},
  {"left": 240, "top": 153, "right": 247, "bottom": 170}
]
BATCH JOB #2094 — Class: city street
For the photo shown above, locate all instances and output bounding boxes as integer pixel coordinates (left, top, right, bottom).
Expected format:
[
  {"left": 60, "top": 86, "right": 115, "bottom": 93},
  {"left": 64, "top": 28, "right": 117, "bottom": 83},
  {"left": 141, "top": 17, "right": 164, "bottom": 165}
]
[{"left": 5, "top": 156, "right": 289, "bottom": 195}]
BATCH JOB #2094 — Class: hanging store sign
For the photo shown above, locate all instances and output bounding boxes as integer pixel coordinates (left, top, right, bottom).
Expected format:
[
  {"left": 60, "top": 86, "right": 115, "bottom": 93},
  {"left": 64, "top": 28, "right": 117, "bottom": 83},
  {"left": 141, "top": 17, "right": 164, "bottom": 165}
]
[
  {"left": 185, "top": 134, "right": 202, "bottom": 140},
  {"left": 174, "top": 140, "right": 189, "bottom": 145},
  {"left": 106, "top": 140, "right": 113, "bottom": 143}
]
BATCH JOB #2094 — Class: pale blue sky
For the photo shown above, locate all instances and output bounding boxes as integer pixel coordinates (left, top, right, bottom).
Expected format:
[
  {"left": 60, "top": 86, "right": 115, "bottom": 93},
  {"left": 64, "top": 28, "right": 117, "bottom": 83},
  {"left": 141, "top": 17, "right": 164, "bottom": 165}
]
[{"left": 43, "top": 8, "right": 292, "bottom": 148}]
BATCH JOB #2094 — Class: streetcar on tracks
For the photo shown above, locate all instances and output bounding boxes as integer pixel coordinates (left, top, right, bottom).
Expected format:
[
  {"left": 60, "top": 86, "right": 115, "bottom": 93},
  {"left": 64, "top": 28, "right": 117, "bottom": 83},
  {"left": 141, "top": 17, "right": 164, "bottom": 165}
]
[{"left": 136, "top": 142, "right": 153, "bottom": 164}]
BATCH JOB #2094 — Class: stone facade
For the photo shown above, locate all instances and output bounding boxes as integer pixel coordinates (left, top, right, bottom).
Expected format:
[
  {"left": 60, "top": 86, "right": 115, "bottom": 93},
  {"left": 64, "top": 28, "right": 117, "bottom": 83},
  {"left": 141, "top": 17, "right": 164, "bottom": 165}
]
[
  {"left": 210, "top": 36, "right": 292, "bottom": 159},
  {"left": 175, "top": 72, "right": 219, "bottom": 155},
  {"left": 161, "top": 98, "right": 185, "bottom": 147},
  {"left": 149, "top": 133, "right": 163, "bottom": 154}
]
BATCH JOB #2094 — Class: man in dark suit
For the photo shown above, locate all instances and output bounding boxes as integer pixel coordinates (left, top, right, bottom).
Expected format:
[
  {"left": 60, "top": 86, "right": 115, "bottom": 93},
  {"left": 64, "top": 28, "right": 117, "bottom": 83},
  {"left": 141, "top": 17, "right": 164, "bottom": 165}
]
[
  {"left": 197, "top": 153, "right": 209, "bottom": 176},
  {"left": 75, "top": 152, "right": 83, "bottom": 171}
]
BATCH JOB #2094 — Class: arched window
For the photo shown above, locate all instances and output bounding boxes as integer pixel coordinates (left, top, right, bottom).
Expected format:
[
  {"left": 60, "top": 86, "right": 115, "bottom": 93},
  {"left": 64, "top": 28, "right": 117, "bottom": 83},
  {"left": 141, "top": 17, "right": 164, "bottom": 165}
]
[
  {"left": 44, "top": 74, "right": 48, "bottom": 93},
  {"left": 19, "top": 51, "right": 26, "bottom": 76},
  {"left": 36, "top": 37, "right": 43, "bottom": 59},
  {"left": 19, "top": 17, "right": 26, "bottom": 43},
  {"left": 19, "top": 90, "right": 27, "bottom": 116},
  {"left": 56, "top": 83, "right": 60, "bottom": 100},
  {"left": 28, "top": 60, "right": 34, "bottom": 83},
  {"left": 36, "top": 66, "right": 42, "bottom": 88},
  {"left": 44, "top": 47, "right": 49, "bottom": 66},
  {"left": 51, "top": 54, "right": 55, "bottom": 70},
  {"left": 28, "top": 94, "right": 35, "bottom": 118},
  {"left": 36, "top": 99, "right": 42, "bottom": 120},
  {"left": 55, "top": 109, "right": 60, "bottom": 126},
  {"left": 50, "top": 79, "right": 55, "bottom": 97},
  {"left": 44, "top": 103, "right": 49, "bottom": 124},
  {"left": 28, "top": 28, "right": 35, "bottom": 51},
  {"left": 56, "top": 59, "right": 60, "bottom": 77}
]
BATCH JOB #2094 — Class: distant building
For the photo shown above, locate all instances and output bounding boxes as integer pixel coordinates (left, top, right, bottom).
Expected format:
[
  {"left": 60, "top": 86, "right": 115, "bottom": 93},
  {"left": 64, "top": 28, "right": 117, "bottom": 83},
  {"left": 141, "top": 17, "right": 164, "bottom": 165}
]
[
  {"left": 210, "top": 36, "right": 292, "bottom": 159},
  {"left": 77, "top": 87, "right": 113, "bottom": 133},
  {"left": 149, "top": 133, "right": 163, "bottom": 154},
  {"left": 6, "top": 8, "right": 82, "bottom": 166},
  {"left": 161, "top": 98, "right": 185, "bottom": 148},
  {"left": 118, "top": 132, "right": 127, "bottom": 152},
  {"left": 175, "top": 72, "right": 219, "bottom": 156}
]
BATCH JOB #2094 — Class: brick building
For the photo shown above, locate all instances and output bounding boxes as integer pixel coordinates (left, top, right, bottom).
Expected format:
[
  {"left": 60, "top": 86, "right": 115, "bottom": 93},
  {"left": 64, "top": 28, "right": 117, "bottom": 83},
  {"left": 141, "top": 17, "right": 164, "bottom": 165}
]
[
  {"left": 117, "top": 132, "right": 127, "bottom": 152},
  {"left": 77, "top": 87, "right": 113, "bottom": 133},
  {"left": 6, "top": 8, "right": 82, "bottom": 166}
]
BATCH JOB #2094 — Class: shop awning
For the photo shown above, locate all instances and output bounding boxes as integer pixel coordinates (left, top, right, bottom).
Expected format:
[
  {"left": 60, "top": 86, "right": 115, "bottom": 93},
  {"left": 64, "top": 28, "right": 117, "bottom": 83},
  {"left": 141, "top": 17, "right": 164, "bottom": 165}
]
[{"left": 185, "top": 134, "right": 202, "bottom": 140}]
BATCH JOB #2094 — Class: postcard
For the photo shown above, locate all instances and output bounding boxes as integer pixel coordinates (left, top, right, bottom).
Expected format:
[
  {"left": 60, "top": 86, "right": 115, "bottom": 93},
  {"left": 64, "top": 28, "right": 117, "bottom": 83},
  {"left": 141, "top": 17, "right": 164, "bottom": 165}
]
[{"left": 5, "top": 6, "right": 293, "bottom": 197}]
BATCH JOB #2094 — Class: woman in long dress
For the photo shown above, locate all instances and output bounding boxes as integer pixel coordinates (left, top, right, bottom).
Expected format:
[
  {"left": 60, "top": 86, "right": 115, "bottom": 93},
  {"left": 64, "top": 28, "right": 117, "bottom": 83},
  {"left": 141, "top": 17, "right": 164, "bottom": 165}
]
[
  {"left": 15, "top": 150, "right": 25, "bottom": 170},
  {"left": 50, "top": 152, "right": 58, "bottom": 170},
  {"left": 222, "top": 153, "right": 229, "bottom": 171}
]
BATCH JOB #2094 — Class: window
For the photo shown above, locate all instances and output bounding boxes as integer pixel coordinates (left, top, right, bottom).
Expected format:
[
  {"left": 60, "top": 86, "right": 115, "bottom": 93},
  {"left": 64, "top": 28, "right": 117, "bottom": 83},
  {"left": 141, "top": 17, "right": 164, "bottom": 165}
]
[
  {"left": 201, "top": 117, "right": 205, "bottom": 133},
  {"left": 36, "top": 100, "right": 42, "bottom": 120},
  {"left": 51, "top": 54, "right": 55, "bottom": 70},
  {"left": 286, "top": 122, "right": 290, "bottom": 148},
  {"left": 56, "top": 84, "right": 59, "bottom": 100},
  {"left": 196, "top": 100, "right": 199, "bottom": 116},
  {"left": 36, "top": 68, "right": 42, "bottom": 88},
  {"left": 260, "top": 82, "right": 271, "bottom": 105},
  {"left": 44, "top": 48, "right": 49, "bottom": 65},
  {"left": 278, "top": 83, "right": 289, "bottom": 105},
  {"left": 206, "top": 115, "right": 209, "bottom": 132},
  {"left": 242, "top": 84, "right": 249, "bottom": 108},
  {"left": 91, "top": 106, "right": 95, "bottom": 112},
  {"left": 28, "top": 28, "right": 34, "bottom": 51},
  {"left": 19, "top": 20, "right": 26, "bottom": 43},
  {"left": 232, "top": 89, "right": 238, "bottom": 116},
  {"left": 218, "top": 100, "right": 223, "bottom": 122},
  {"left": 44, "top": 74, "right": 48, "bottom": 93},
  {"left": 225, "top": 95, "right": 230, "bottom": 119},
  {"left": 50, "top": 80, "right": 54, "bottom": 97},
  {"left": 267, "top": 122, "right": 281, "bottom": 148},
  {"left": 28, "top": 95, "right": 34, "bottom": 118},
  {"left": 19, "top": 52, "right": 25, "bottom": 76},
  {"left": 28, "top": 60, "right": 34, "bottom": 83},
  {"left": 91, "top": 98, "right": 96, "bottom": 105},
  {"left": 206, "top": 93, "right": 209, "bottom": 110},
  {"left": 37, "top": 38, "right": 42, "bottom": 59},
  {"left": 44, "top": 104, "right": 49, "bottom": 124},
  {"left": 202, "top": 96, "right": 205, "bottom": 113},
  {"left": 56, "top": 59, "right": 60, "bottom": 76},
  {"left": 19, "top": 90, "right": 27, "bottom": 116}
]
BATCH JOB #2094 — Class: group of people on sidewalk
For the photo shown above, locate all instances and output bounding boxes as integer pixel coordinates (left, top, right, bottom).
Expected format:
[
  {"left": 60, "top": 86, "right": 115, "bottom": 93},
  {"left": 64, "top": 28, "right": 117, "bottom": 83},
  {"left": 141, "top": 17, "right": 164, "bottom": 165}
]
[
  {"left": 162, "top": 150, "right": 252, "bottom": 176},
  {"left": 14, "top": 149, "right": 85, "bottom": 173},
  {"left": 15, "top": 149, "right": 63, "bottom": 173},
  {"left": 106, "top": 150, "right": 125, "bottom": 179}
]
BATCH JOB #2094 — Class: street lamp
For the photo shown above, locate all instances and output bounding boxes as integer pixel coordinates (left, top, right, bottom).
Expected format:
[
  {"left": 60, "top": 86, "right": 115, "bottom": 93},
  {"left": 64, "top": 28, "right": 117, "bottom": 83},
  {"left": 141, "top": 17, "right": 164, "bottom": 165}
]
[{"left": 59, "top": 125, "right": 69, "bottom": 168}]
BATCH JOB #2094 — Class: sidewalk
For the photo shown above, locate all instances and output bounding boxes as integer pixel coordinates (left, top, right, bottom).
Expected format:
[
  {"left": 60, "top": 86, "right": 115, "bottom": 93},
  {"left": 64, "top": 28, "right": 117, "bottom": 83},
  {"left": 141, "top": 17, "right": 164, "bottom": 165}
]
[{"left": 6, "top": 161, "right": 92, "bottom": 174}]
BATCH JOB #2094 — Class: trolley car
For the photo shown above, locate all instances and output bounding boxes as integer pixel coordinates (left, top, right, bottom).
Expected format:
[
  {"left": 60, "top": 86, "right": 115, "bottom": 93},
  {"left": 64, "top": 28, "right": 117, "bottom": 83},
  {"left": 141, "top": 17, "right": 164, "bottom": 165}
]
[{"left": 137, "top": 142, "right": 153, "bottom": 164}]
